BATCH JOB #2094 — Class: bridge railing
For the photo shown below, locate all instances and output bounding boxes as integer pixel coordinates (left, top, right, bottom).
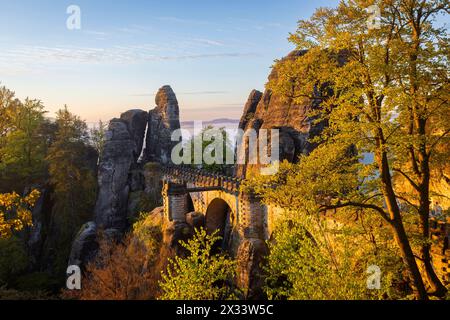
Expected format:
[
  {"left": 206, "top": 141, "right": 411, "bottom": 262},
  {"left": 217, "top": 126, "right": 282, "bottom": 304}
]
[{"left": 161, "top": 165, "right": 243, "bottom": 194}]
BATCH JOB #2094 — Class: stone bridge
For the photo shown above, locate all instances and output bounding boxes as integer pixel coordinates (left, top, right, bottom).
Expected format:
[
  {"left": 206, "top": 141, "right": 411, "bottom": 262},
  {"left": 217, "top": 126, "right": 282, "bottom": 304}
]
[
  {"left": 159, "top": 165, "right": 274, "bottom": 297},
  {"left": 160, "top": 166, "right": 269, "bottom": 255}
]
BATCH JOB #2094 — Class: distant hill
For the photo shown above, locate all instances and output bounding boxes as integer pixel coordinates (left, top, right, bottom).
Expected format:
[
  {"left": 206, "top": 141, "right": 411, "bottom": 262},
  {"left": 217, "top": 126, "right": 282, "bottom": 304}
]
[{"left": 181, "top": 118, "right": 240, "bottom": 127}]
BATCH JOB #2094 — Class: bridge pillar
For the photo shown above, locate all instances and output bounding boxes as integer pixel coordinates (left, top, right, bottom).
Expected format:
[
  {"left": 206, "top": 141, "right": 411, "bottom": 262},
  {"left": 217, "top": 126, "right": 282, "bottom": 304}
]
[
  {"left": 162, "top": 181, "right": 189, "bottom": 222},
  {"left": 238, "top": 192, "right": 265, "bottom": 240},
  {"left": 236, "top": 192, "right": 268, "bottom": 299}
]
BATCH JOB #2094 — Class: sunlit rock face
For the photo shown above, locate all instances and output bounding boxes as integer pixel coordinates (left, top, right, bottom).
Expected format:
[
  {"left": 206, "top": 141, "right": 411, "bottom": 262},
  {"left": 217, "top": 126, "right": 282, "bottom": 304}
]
[
  {"left": 143, "top": 85, "right": 181, "bottom": 165},
  {"left": 235, "top": 50, "right": 328, "bottom": 178},
  {"left": 238, "top": 89, "right": 263, "bottom": 131}
]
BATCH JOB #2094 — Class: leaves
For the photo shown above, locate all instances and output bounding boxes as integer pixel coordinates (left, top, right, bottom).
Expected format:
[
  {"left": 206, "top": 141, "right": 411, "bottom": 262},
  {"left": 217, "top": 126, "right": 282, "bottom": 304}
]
[
  {"left": 0, "top": 189, "right": 40, "bottom": 239},
  {"left": 159, "top": 228, "right": 238, "bottom": 300}
]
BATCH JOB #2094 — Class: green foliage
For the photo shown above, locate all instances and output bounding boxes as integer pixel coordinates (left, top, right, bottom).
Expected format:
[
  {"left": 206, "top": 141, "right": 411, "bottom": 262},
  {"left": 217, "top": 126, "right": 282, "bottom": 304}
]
[
  {"left": 255, "top": 0, "right": 449, "bottom": 299},
  {"left": 0, "top": 86, "right": 21, "bottom": 145},
  {"left": 132, "top": 211, "right": 164, "bottom": 256},
  {"left": 265, "top": 219, "right": 365, "bottom": 300},
  {"left": 264, "top": 213, "right": 408, "bottom": 300},
  {"left": 185, "top": 126, "right": 234, "bottom": 174},
  {"left": 89, "top": 119, "right": 107, "bottom": 158},
  {"left": 0, "top": 236, "right": 29, "bottom": 286},
  {"left": 0, "top": 92, "right": 49, "bottom": 192},
  {"left": 47, "top": 106, "right": 96, "bottom": 224},
  {"left": 0, "top": 88, "right": 99, "bottom": 292},
  {"left": 159, "top": 228, "right": 238, "bottom": 300},
  {"left": 14, "top": 272, "right": 60, "bottom": 293},
  {"left": 45, "top": 106, "right": 97, "bottom": 277}
]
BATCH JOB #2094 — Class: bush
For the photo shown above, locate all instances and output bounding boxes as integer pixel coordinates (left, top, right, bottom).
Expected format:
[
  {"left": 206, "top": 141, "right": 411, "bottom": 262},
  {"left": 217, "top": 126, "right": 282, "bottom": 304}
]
[
  {"left": 0, "top": 236, "right": 29, "bottom": 286},
  {"left": 264, "top": 215, "right": 408, "bottom": 300},
  {"left": 0, "top": 287, "right": 53, "bottom": 300},
  {"left": 67, "top": 210, "right": 171, "bottom": 300},
  {"left": 14, "top": 272, "right": 60, "bottom": 293},
  {"left": 159, "top": 228, "right": 238, "bottom": 300}
]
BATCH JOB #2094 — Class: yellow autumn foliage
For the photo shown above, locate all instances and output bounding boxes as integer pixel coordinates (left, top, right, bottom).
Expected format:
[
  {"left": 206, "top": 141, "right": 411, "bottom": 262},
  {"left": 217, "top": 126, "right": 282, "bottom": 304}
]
[{"left": 0, "top": 189, "right": 40, "bottom": 238}]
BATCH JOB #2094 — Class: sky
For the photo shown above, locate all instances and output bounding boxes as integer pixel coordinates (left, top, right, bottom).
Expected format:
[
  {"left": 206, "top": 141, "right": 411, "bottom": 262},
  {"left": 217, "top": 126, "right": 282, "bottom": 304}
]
[{"left": 0, "top": 0, "right": 340, "bottom": 123}]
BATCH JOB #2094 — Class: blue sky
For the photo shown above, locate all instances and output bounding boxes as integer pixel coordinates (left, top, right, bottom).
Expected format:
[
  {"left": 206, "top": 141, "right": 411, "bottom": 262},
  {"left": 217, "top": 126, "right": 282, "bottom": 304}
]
[{"left": 0, "top": 0, "right": 340, "bottom": 122}]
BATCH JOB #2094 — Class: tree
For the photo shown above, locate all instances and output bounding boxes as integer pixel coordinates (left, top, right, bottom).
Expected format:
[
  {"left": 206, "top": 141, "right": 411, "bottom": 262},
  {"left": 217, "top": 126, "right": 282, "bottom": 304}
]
[
  {"left": 0, "top": 86, "right": 21, "bottom": 145},
  {"left": 262, "top": 205, "right": 409, "bottom": 300},
  {"left": 0, "top": 98, "right": 47, "bottom": 191},
  {"left": 0, "top": 236, "right": 29, "bottom": 286},
  {"left": 0, "top": 190, "right": 40, "bottom": 239},
  {"left": 252, "top": 0, "right": 449, "bottom": 299},
  {"left": 89, "top": 120, "right": 107, "bottom": 159},
  {"left": 45, "top": 106, "right": 97, "bottom": 276},
  {"left": 185, "top": 126, "right": 234, "bottom": 174},
  {"left": 159, "top": 228, "right": 238, "bottom": 300}
]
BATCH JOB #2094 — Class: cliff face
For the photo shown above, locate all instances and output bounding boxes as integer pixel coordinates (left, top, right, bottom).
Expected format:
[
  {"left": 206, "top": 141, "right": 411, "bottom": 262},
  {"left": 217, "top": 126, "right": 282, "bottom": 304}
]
[
  {"left": 236, "top": 50, "right": 327, "bottom": 178},
  {"left": 94, "top": 115, "right": 146, "bottom": 231},
  {"left": 70, "top": 85, "right": 181, "bottom": 267}
]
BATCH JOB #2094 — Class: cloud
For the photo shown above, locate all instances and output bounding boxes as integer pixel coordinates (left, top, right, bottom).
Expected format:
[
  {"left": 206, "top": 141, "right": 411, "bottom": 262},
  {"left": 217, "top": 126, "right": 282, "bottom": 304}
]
[
  {"left": 157, "top": 16, "right": 210, "bottom": 25},
  {"left": 155, "top": 52, "right": 258, "bottom": 60},
  {"left": 83, "top": 30, "right": 109, "bottom": 37},
  {"left": 191, "top": 38, "right": 225, "bottom": 47},
  {"left": 0, "top": 44, "right": 260, "bottom": 72},
  {"left": 114, "top": 25, "right": 154, "bottom": 35}
]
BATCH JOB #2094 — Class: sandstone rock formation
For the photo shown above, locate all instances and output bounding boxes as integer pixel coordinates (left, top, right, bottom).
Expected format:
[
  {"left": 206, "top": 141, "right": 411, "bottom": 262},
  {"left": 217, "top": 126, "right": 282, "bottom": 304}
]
[
  {"left": 95, "top": 86, "right": 181, "bottom": 231},
  {"left": 143, "top": 85, "right": 181, "bottom": 164},
  {"left": 236, "top": 238, "right": 268, "bottom": 300},
  {"left": 68, "top": 222, "right": 98, "bottom": 267},
  {"left": 70, "top": 86, "right": 182, "bottom": 268},
  {"left": 26, "top": 188, "right": 51, "bottom": 268},
  {"left": 238, "top": 89, "right": 263, "bottom": 131},
  {"left": 236, "top": 50, "right": 328, "bottom": 178},
  {"left": 94, "top": 113, "right": 147, "bottom": 231},
  {"left": 120, "top": 109, "right": 149, "bottom": 160},
  {"left": 186, "top": 212, "right": 205, "bottom": 230}
]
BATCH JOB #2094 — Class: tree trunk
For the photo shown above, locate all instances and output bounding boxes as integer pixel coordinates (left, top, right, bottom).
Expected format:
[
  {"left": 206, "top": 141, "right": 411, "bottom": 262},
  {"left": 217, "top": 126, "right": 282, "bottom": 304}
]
[
  {"left": 417, "top": 168, "right": 447, "bottom": 296},
  {"left": 389, "top": 219, "right": 428, "bottom": 300},
  {"left": 375, "top": 143, "right": 428, "bottom": 300}
]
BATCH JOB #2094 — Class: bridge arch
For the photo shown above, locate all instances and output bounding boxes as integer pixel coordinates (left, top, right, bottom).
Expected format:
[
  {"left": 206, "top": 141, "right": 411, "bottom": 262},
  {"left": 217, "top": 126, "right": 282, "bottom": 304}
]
[{"left": 205, "top": 198, "right": 234, "bottom": 251}]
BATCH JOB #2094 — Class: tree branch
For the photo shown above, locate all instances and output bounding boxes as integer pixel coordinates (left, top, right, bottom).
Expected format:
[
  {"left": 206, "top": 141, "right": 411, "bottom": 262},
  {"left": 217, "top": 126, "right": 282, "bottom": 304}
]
[
  {"left": 393, "top": 168, "right": 420, "bottom": 191},
  {"left": 319, "top": 201, "right": 392, "bottom": 224}
]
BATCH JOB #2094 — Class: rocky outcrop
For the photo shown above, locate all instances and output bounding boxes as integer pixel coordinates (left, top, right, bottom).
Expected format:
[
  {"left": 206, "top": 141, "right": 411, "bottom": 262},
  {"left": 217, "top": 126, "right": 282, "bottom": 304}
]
[
  {"left": 236, "top": 50, "right": 328, "bottom": 178},
  {"left": 94, "top": 98, "right": 179, "bottom": 230},
  {"left": 120, "top": 109, "right": 148, "bottom": 160},
  {"left": 70, "top": 86, "right": 182, "bottom": 269},
  {"left": 26, "top": 188, "right": 52, "bottom": 268},
  {"left": 236, "top": 239, "right": 268, "bottom": 300},
  {"left": 94, "top": 116, "right": 145, "bottom": 231},
  {"left": 143, "top": 85, "right": 181, "bottom": 164},
  {"left": 238, "top": 90, "right": 263, "bottom": 131},
  {"left": 68, "top": 222, "right": 98, "bottom": 267},
  {"left": 186, "top": 212, "right": 205, "bottom": 230}
]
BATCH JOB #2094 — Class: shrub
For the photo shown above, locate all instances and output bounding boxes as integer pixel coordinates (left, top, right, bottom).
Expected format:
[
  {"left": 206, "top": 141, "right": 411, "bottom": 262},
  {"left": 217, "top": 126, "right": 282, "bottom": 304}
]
[
  {"left": 159, "top": 228, "right": 238, "bottom": 300},
  {"left": 67, "top": 210, "right": 171, "bottom": 300},
  {"left": 0, "top": 236, "right": 29, "bottom": 286}
]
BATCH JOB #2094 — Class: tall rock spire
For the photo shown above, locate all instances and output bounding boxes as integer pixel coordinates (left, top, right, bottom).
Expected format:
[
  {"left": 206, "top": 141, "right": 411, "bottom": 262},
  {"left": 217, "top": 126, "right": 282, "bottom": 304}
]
[{"left": 143, "top": 85, "right": 181, "bottom": 164}]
